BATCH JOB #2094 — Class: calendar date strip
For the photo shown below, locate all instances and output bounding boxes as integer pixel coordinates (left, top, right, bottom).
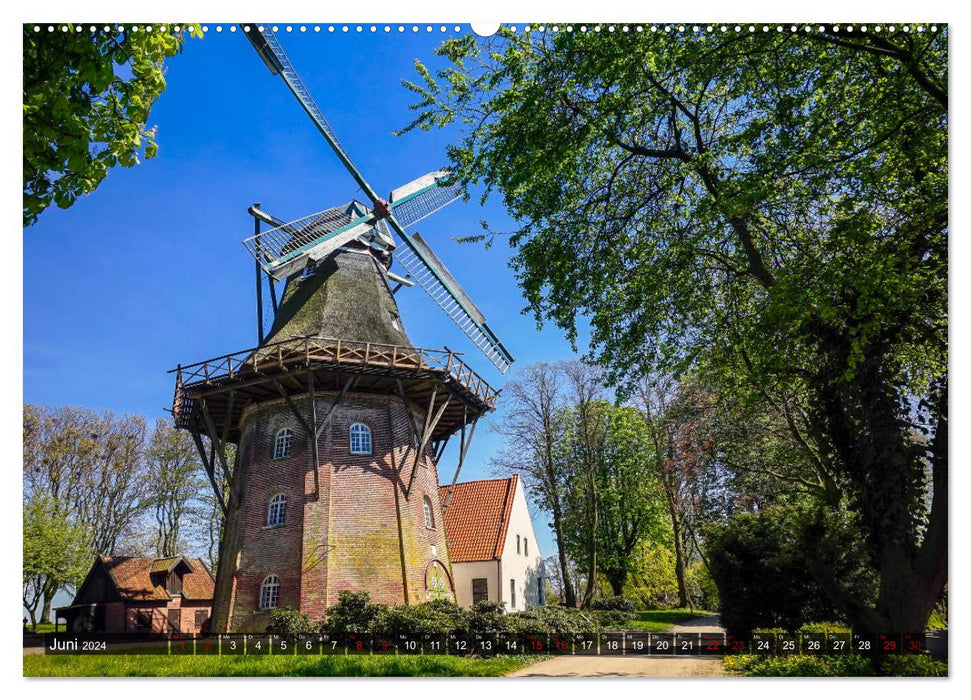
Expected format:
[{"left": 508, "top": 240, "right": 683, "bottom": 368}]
[{"left": 42, "top": 631, "right": 927, "bottom": 656}]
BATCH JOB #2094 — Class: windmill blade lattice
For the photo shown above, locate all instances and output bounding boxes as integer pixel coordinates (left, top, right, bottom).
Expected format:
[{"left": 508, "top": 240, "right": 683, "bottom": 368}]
[
  {"left": 243, "top": 203, "right": 375, "bottom": 280},
  {"left": 390, "top": 176, "right": 464, "bottom": 230},
  {"left": 384, "top": 222, "right": 513, "bottom": 373}
]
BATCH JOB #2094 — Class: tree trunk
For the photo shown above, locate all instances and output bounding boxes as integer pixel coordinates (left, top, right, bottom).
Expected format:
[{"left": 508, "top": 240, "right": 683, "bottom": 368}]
[
  {"left": 606, "top": 570, "right": 626, "bottom": 597},
  {"left": 40, "top": 594, "right": 53, "bottom": 625},
  {"left": 582, "top": 462, "right": 598, "bottom": 608},
  {"left": 671, "top": 512, "right": 690, "bottom": 609},
  {"left": 812, "top": 340, "right": 947, "bottom": 633},
  {"left": 550, "top": 498, "right": 577, "bottom": 607},
  {"left": 660, "top": 466, "right": 690, "bottom": 609}
]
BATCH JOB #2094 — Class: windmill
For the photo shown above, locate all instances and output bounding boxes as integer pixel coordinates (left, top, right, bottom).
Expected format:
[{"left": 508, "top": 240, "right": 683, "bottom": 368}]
[
  {"left": 170, "top": 26, "right": 509, "bottom": 632},
  {"left": 242, "top": 26, "right": 513, "bottom": 374}
]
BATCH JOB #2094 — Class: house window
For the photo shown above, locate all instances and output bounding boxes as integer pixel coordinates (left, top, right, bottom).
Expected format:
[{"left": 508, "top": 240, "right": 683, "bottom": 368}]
[
  {"left": 267, "top": 493, "right": 286, "bottom": 527},
  {"left": 273, "top": 428, "right": 293, "bottom": 459},
  {"left": 510, "top": 579, "right": 516, "bottom": 609},
  {"left": 260, "top": 575, "right": 280, "bottom": 610},
  {"left": 389, "top": 312, "right": 400, "bottom": 331},
  {"left": 195, "top": 610, "right": 209, "bottom": 628},
  {"left": 472, "top": 578, "right": 489, "bottom": 604},
  {"left": 349, "top": 423, "right": 372, "bottom": 455},
  {"left": 538, "top": 577, "right": 544, "bottom": 605},
  {"left": 516, "top": 534, "right": 521, "bottom": 554},
  {"left": 423, "top": 496, "right": 434, "bottom": 529},
  {"left": 524, "top": 538, "right": 528, "bottom": 557}
]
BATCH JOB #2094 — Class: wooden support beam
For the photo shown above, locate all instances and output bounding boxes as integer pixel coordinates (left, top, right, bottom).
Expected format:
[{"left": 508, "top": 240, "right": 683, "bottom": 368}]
[
  {"left": 395, "top": 379, "right": 423, "bottom": 449},
  {"left": 190, "top": 427, "right": 227, "bottom": 516},
  {"left": 273, "top": 380, "right": 312, "bottom": 435},
  {"left": 406, "top": 390, "right": 453, "bottom": 496},
  {"left": 221, "top": 389, "right": 236, "bottom": 447},
  {"left": 443, "top": 413, "right": 478, "bottom": 511},
  {"left": 199, "top": 399, "right": 234, "bottom": 490},
  {"left": 433, "top": 435, "right": 451, "bottom": 464},
  {"left": 315, "top": 375, "right": 355, "bottom": 440}
]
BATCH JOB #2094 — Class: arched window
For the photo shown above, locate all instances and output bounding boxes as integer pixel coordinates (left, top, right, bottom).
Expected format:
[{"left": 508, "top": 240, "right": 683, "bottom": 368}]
[
  {"left": 349, "top": 423, "right": 372, "bottom": 455},
  {"left": 267, "top": 494, "right": 286, "bottom": 527},
  {"left": 423, "top": 496, "right": 434, "bottom": 529},
  {"left": 273, "top": 428, "right": 293, "bottom": 459},
  {"left": 259, "top": 575, "right": 279, "bottom": 610}
]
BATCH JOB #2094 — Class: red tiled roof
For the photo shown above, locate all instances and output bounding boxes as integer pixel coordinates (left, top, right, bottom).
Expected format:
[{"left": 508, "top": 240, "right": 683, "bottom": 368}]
[
  {"left": 98, "top": 555, "right": 215, "bottom": 602},
  {"left": 438, "top": 475, "right": 518, "bottom": 562}
]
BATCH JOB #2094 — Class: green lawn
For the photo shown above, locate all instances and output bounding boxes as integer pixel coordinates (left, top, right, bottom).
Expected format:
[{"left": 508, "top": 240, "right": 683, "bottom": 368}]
[
  {"left": 24, "top": 623, "right": 58, "bottom": 634},
  {"left": 626, "top": 609, "right": 715, "bottom": 633},
  {"left": 24, "top": 653, "right": 534, "bottom": 677},
  {"left": 724, "top": 653, "right": 946, "bottom": 677}
]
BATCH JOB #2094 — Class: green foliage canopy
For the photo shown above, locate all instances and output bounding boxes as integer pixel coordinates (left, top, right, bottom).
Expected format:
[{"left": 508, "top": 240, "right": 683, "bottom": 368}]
[
  {"left": 403, "top": 25, "right": 947, "bottom": 632},
  {"left": 23, "top": 24, "right": 199, "bottom": 226},
  {"left": 402, "top": 27, "right": 946, "bottom": 394}
]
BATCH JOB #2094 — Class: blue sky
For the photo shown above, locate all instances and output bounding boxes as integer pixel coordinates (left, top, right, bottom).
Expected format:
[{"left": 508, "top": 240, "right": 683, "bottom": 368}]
[{"left": 24, "top": 27, "right": 589, "bottom": 562}]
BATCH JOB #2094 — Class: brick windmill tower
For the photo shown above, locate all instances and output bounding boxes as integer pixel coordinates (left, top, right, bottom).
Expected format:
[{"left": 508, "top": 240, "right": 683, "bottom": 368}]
[{"left": 171, "top": 27, "right": 513, "bottom": 632}]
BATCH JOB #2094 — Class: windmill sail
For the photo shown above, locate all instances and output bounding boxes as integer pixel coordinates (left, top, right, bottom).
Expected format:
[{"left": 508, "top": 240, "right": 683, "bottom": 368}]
[
  {"left": 243, "top": 26, "right": 379, "bottom": 202},
  {"left": 242, "top": 25, "right": 515, "bottom": 374},
  {"left": 244, "top": 203, "right": 375, "bottom": 280},
  {"left": 390, "top": 171, "right": 464, "bottom": 229},
  {"left": 387, "top": 220, "right": 514, "bottom": 373}
]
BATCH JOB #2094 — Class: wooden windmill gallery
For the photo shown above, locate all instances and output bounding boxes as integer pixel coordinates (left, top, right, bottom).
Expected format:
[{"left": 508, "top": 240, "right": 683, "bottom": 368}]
[{"left": 170, "top": 26, "right": 514, "bottom": 633}]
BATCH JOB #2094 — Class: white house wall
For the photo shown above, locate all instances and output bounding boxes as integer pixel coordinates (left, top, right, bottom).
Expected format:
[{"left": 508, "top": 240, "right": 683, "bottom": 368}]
[
  {"left": 497, "top": 480, "right": 544, "bottom": 611},
  {"left": 451, "top": 560, "right": 499, "bottom": 608}
]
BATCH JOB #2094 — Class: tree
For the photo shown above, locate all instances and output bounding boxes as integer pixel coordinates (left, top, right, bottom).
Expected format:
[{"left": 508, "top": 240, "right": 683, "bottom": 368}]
[
  {"left": 491, "top": 362, "right": 578, "bottom": 607},
  {"left": 145, "top": 419, "right": 207, "bottom": 557},
  {"left": 575, "top": 403, "right": 666, "bottom": 597},
  {"left": 558, "top": 361, "right": 608, "bottom": 607},
  {"left": 404, "top": 27, "right": 947, "bottom": 633},
  {"left": 23, "top": 24, "right": 198, "bottom": 226},
  {"left": 23, "top": 493, "right": 89, "bottom": 631},
  {"left": 24, "top": 404, "right": 150, "bottom": 621}
]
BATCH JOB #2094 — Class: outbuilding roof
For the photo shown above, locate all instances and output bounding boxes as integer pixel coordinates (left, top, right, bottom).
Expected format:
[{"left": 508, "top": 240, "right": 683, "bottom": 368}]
[
  {"left": 438, "top": 475, "right": 519, "bottom": 563},
  {"left": 94, "top": 555, "right": 214, "bottom": 602}
]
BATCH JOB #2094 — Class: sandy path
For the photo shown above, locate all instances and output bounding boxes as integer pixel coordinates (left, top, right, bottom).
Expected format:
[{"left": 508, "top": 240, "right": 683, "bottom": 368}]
[{"left": 507, "top": 615, "right": 728, "bottom": 678}]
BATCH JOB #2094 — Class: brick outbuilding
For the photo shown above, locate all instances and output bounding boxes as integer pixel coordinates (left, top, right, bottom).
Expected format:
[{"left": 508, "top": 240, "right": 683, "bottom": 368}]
[{"left": 56, "top": 555, "right": 214, "bottom": 634}]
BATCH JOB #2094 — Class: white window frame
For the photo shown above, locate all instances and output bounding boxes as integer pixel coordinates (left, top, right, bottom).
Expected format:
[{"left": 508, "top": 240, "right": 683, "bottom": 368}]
[
  {"left": 267, "top": 493, "right": 286, "bottom": 527},
  {"left": 510, "top": 578, "right": 516, "bottom": 609},
  {"left": 423, "top": 497, "right": 434, "bottom": 529},
  {"left": 349, "top": 422, "right": 372, "bottom": 455},
  {"left": 273, "top": 428, "right": 293, "bottom": 459},
  {"left": 259, "top": 575, "right": 280, "bottom": 610}
]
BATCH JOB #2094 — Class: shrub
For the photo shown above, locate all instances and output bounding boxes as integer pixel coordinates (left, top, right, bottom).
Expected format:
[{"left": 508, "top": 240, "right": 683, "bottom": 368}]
[
  {"left": 375, "top": 599, "right": 468, "bottom": 637},
  {"left": 798, "top": 621, "right": 851, "bottom": 635},
  {"left": 725, "top": 654, "right": 947, "bottom": 677},
  {"left": 589, "top": 596, "right": 638, "bottom": 613},
  {"left": 321, "top": 591, "right": 387, "bottom": 636},
  {"left": 589, "top": 609, "right": 634, "bottom": 630},
  {"left": 265, "top": 607, "right": 316, "bottom": 635},
  {"left": 506, "top": 604, "right": 600, "bottom": 634},
  {"left": 706, "top": 505, "right": 873, "bottom": 636},
  {"left": 462, "top": 600, "right": 511, "bottom": 636}
]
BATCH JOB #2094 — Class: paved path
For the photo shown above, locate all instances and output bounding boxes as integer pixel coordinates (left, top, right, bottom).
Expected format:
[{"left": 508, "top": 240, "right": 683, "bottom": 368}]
[{"left": 507, "top": 615, "right": 727, "bottom": 677}]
